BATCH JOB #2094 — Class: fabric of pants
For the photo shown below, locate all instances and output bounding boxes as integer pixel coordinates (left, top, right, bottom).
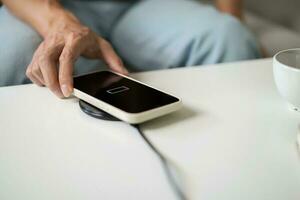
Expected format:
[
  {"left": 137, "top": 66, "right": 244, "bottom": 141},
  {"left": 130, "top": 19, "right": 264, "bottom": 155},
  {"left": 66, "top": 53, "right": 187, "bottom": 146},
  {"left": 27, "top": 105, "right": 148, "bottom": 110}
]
[{"left": 0, "top": 0, "right": 261, "bottom": 86}]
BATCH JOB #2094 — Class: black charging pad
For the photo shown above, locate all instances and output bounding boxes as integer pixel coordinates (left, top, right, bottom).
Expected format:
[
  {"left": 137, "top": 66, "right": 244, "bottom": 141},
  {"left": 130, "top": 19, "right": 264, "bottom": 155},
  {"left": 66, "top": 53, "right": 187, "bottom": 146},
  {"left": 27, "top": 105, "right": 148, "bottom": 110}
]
[{"left": 79, "top": 100, "right": 121, "bottom": 121}]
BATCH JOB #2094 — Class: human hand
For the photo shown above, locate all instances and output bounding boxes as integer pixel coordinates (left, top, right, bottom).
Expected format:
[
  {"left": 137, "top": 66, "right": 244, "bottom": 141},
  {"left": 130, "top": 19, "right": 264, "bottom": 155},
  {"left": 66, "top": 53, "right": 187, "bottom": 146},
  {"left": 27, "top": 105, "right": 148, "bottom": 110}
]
[{"left": 26, "top": 11, "right": 128, "bottom": 98}]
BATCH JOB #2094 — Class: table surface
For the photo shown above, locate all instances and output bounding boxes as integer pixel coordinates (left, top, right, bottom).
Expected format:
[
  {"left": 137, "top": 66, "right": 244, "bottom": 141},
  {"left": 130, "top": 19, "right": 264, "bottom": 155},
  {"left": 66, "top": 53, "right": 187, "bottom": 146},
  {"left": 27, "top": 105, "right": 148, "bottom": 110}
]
[{"left": 0, "top": 58, "right": 299, "bottom": 200}]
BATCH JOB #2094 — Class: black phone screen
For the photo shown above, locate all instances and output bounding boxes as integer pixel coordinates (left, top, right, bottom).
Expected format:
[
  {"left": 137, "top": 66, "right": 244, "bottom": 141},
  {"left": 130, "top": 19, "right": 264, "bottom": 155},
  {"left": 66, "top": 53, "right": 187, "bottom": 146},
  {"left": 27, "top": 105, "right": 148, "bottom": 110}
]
[{"left": 74, "top": 71, "right": 180, "bottom": 113}]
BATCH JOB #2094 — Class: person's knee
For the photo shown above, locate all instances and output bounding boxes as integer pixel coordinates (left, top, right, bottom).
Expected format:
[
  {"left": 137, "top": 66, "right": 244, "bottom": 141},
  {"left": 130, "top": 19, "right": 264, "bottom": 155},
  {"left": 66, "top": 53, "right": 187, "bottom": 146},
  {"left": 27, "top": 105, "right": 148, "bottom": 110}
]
[
  {"left": 0, "top": 7, "right": 42, "bottom": 86},
  {"left": 184, "top": 14, "right": 262, "bottom": 65},
  {"left": 207, "top": 15, "right": 261, "bottom": 63},
  {"left": 111, "top": 0, "right": 261, "bottom": 70}
]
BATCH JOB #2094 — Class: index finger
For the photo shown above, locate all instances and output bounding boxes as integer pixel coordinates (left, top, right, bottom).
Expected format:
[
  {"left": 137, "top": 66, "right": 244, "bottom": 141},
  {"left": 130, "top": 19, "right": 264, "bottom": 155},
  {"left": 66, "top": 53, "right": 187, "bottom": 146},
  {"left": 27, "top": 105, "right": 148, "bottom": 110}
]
[
  {"left": 59, "top": 36, "right": 83, "bottom": 97},
  {"left": 40, "top": 56, "right": 63, "bottom": 98}
]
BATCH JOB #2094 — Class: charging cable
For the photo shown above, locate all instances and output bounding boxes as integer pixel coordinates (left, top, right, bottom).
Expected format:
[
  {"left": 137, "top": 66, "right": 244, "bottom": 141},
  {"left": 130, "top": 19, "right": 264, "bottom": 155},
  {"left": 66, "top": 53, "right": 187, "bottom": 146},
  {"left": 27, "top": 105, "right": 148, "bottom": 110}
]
[
  {"left": 133, "top": 125, "right": 188, "bottom": 200},
  {"left": 79, "top": 100, "right": 187, "bottom": 199}
]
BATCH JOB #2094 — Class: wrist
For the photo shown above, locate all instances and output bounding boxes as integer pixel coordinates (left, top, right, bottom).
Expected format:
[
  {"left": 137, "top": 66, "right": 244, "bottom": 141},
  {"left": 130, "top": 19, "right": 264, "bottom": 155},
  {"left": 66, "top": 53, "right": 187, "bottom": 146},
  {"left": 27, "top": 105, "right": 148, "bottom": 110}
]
[
  {"left": 215, "top": 0, "right": 244, "bottom": 20},
  {"left": 46, "top": 10, "right": 81, "bottom": 36},
  {"left": 37, "top": 3, "right": 81, "bottom": 38}
]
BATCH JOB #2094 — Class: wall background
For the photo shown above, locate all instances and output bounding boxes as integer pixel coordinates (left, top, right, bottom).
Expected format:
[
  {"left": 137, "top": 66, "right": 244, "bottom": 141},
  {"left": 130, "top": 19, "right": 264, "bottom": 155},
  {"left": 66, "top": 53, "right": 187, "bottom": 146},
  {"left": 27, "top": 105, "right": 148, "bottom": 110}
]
[
  {"left": 200, "top": 0, "right": 300, "bottom": 55},
  {"left": 245, "top": 0, "right": 300, "bottom": 32}
]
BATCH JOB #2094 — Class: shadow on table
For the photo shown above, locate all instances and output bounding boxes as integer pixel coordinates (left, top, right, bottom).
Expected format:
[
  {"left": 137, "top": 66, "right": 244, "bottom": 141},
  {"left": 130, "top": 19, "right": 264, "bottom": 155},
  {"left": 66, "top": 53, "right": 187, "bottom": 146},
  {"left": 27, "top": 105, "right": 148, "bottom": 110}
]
[{"left": 142, "top": 105, "right": 198, "bottom": 130}]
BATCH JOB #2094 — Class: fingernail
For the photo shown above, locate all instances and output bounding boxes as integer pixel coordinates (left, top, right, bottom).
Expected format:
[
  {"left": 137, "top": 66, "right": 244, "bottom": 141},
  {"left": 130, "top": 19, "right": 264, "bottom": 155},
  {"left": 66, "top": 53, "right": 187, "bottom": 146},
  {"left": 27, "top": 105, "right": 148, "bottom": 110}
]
[
  {"left": 121, "top": 68, "right": 129, "bottom": 75},
  {"left": 124, "top": 68, "right": 129, "bottom": 74},
  {"left": 61, "top": 84, "right": 72, "bottom": 97},
  {"left": 54, "top": 90, "right": 64, "bottom": 99}
]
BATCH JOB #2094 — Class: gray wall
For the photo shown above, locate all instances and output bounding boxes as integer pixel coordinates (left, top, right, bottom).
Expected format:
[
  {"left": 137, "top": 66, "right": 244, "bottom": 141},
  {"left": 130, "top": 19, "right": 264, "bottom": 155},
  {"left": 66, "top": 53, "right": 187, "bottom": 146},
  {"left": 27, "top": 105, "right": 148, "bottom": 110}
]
[{"left": 245, "top": 0, "right": 300, "bottom": 31}]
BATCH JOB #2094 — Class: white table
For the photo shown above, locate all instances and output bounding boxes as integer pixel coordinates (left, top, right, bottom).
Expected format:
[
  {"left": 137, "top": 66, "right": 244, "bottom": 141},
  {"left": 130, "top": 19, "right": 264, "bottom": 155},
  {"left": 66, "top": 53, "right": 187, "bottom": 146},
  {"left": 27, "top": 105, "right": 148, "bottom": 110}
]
[{"left": 0, "top": 59, "right": 299, "bottom": 200}]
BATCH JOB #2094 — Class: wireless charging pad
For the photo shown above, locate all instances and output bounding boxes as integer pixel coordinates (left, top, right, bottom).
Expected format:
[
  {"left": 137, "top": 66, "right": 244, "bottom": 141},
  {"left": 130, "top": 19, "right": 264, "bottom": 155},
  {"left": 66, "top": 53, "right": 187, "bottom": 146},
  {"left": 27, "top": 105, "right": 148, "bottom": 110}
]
[{"left": 79, "top": 100, "right": 121, "bottom": 121}]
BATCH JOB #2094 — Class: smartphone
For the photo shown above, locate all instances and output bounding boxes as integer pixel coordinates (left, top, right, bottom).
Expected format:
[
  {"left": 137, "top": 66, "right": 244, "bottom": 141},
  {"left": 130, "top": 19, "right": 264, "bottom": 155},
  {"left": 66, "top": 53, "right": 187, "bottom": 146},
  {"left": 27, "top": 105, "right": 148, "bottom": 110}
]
[{"left": 73, "top": 71, "right": 182, "bottom": 124}]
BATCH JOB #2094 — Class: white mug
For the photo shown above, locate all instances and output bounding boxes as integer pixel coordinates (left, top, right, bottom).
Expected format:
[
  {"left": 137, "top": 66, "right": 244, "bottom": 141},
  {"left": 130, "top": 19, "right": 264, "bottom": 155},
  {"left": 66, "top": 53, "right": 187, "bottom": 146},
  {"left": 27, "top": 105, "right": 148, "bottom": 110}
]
[{"left": 273, "top": 48, "right": 300, "bottom": 111}]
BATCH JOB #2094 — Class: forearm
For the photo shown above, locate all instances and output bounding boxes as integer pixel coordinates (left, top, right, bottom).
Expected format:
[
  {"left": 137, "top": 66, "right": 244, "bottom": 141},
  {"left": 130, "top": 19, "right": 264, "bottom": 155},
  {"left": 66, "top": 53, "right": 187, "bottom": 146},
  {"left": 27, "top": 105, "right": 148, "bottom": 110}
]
[
  {"left": 2, "top": 0, "right": 79, "bottom": 38},
  {"left": 215, "top": 0, "right": 243, "bottom": 19}
]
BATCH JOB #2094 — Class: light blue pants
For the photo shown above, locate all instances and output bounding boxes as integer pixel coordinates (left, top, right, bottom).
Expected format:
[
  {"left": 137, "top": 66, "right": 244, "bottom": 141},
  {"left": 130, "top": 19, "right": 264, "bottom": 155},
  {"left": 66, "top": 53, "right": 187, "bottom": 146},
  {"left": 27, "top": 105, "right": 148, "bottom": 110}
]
[{"left": 0, "top": 0, "right": 261, "bottom": 86}]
